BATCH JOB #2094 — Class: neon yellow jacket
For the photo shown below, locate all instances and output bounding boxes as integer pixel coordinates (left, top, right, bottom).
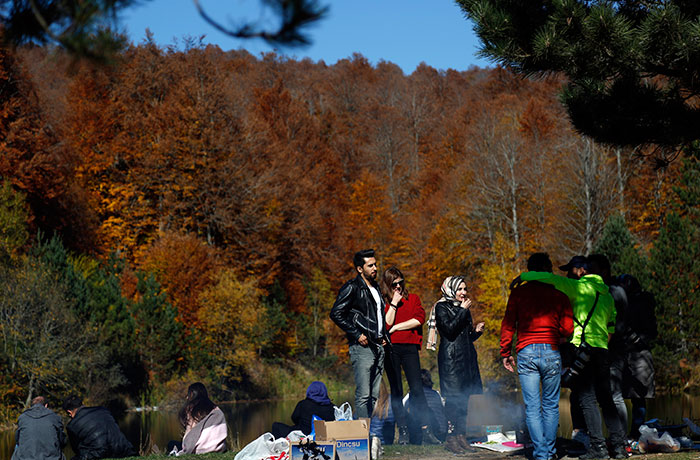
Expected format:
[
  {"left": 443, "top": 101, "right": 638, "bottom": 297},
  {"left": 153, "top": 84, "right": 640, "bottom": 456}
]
[{"left": 520, "top": 272, "right": 616, "bottom": 349}]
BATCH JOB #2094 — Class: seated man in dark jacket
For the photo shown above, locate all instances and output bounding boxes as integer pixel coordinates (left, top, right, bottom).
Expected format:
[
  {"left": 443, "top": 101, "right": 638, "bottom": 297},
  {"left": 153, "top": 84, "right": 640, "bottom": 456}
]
[
  {"left": 12, "top": 395, "right": 66, "bottom": 460},
  {"left": 62, "top": 395, "right": 136, "bottom": 460},
  {"left": 406, "top": 369, "right": 448, "bottom": 444}
]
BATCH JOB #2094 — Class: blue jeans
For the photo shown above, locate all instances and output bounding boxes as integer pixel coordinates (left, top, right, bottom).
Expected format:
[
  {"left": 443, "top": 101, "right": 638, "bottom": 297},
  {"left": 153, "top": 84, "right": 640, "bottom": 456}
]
[
  {"left": 349, "top": 343, "right": 385, "bottom": 418},
  {"left": 517, "top": 344, "right": 561, "bottom": 460}
]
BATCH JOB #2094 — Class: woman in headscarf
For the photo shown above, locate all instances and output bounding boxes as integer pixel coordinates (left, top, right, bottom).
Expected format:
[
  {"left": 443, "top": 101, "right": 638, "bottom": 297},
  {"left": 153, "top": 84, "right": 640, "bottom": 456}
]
[
  {"left": 271, "top": 381, "right": 335, "bottom": 438},
  {"left": 435, "top": 276, "right": 485, "bottom": 454}
]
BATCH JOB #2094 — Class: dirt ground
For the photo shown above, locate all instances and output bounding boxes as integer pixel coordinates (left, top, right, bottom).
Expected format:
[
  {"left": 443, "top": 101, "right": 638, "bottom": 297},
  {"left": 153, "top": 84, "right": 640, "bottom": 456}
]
[
  {"left": 381, "top": 445, "right": 700, "bottom": 460},
  {"left": 383, "top": 444, "right": 528, "bottom": 460}
]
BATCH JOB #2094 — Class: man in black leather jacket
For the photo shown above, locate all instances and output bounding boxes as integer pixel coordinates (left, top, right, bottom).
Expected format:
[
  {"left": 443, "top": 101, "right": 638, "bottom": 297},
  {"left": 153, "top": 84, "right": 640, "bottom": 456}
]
[
  {"left": 330, "top": 249, "right": 388, "bottom": 418},
  {"left": 62, "top": 395, "right": 136, "bottom": 460}
]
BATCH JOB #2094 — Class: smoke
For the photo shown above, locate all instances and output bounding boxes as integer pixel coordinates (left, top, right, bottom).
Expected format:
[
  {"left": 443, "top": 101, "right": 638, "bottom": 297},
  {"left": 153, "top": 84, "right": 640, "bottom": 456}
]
[{"left": 466, "top": 393, "right": 526, "bottom": 433}]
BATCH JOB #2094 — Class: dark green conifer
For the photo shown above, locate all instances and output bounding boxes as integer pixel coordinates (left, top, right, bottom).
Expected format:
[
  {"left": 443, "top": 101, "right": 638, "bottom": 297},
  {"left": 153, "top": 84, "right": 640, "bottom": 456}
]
[
  {"left": 647, "top": 155, "right": 700, "bottom": 388},
  {"left": 593, "top": 213, "right": 647, "bottom": 280},
  {"left": 131, "top": 272, "right": 183, "bottom": 382},
  {"left": 457, "top": 1, "right": 700, "bottom": 151}
]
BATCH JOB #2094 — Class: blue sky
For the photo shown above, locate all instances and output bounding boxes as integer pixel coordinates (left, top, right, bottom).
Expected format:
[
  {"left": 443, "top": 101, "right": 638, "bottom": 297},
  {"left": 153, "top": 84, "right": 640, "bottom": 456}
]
[{"left": 121, "top": 1, "right": 491, "bottom": 74}]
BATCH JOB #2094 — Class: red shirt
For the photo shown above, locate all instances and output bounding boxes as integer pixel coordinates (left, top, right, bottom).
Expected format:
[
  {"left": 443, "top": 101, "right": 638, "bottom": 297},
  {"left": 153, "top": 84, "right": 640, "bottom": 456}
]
[
  {"left": 500, "top": 281, "right": 574, "bottom": 357},
  {"left": 385, "top": 293, "right": 425, "bottom": 346}
]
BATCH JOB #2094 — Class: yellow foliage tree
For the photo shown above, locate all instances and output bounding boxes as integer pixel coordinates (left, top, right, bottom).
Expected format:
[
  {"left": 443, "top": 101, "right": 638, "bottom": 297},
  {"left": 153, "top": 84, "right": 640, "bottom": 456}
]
[
  {"left": 197, "top": 269, "right": 263, "bottom": 388},
  {"left": 476, "top": 232, "right": 519, "bottom": 384}
]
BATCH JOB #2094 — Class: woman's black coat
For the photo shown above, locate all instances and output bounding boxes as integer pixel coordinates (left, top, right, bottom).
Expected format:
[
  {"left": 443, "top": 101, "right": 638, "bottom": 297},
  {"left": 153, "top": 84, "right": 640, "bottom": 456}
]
[{"left": 435, "top": 300, "right": 483, "bottom": 398}]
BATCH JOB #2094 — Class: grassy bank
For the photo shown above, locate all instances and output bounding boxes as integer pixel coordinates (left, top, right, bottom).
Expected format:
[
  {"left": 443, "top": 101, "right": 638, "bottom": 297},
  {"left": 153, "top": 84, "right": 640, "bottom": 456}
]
[{"left": 99, "top": 446, "right": 700, "bottom": 460}]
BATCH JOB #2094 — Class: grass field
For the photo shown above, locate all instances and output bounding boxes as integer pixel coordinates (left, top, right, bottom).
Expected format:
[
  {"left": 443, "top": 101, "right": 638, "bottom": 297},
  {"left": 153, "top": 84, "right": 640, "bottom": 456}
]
[{"left": 105, "top": 445, "right": 700, "bottom": 460}]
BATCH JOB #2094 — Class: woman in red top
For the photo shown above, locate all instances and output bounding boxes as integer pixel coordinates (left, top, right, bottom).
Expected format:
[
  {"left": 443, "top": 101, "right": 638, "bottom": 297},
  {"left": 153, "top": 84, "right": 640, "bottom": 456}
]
[{"left": 381, "top": 266, "right": 440, "bottom": 445}]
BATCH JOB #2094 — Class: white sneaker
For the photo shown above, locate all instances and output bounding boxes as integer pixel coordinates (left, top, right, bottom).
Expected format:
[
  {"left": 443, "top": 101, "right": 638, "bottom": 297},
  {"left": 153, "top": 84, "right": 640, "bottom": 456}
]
[{"left": 370, "top": 436, "right": 382, "bottom": 459}]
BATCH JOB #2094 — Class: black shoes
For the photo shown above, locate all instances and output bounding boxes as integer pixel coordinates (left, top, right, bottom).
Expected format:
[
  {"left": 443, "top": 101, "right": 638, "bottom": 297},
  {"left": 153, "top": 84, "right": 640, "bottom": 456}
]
[
  {"left": 611, "top": 444, "right": 630, "bottom": 459},
  {"left": 397, "top": 425, "right": 409, "bottom": 445},
  {"left": 580, "top": 443, "right": 610, "bottom": 460},
  {"left": 422, "top": 425, "right": 442, "bottom": 445}
]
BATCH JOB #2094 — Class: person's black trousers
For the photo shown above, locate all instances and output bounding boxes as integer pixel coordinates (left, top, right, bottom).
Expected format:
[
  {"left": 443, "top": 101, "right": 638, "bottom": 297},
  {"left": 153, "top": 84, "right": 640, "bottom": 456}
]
[{"left": 385, "top": 343, "right": 429, "bottom": 428}]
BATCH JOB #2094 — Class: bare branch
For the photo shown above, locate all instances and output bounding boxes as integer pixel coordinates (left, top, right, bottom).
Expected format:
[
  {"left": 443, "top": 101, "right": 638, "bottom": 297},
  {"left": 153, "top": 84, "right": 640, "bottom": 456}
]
[{"left": 193, "top": 0, "right": 329, "bottom": 47}]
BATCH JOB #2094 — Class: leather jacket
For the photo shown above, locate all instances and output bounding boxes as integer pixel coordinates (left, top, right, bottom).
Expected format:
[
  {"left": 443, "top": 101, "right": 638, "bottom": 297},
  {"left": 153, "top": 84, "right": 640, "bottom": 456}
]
[
  {"left": 435, "top": 300, "right": 483, "bottom": 396},
  {"left": 330, "top": 274, "right": 388, "bottom": 346},
  {"left": 67, "top": 407, "right": 136, "bottom": 460}
]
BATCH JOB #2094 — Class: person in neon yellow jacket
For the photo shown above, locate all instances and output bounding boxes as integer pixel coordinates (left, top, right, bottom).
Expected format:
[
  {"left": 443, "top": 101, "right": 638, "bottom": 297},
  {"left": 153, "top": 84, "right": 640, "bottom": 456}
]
[
  {"left": 511, "top": 256, "right": 626, "bottom": 460},
  {"left": 517, "top": 269, "right": 616, "bottom": 349}
]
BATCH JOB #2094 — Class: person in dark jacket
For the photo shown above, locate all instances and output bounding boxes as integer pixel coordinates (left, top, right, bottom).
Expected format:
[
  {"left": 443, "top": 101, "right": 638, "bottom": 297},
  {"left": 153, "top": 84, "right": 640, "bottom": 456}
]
[
  {"left": 405, "top": 369, "right": 448, "bottom": 444},
  {"left": 618, "top": 274, "right": 657, "bottom": 439},
  {"left": 330, "top": 249, "right": 388, "bottom": 419},
  {"left": 12, "top": 396, "right": 66, "bottom": 460},
  {"left": 271, "top": 381, "right": 335, "bottom": 438},
  {"left": 435, "top": 276, "right": 484, "bottom": 454},
  {"left": 62, "top": 395, "right": 136, "bottom": 460},
  {"left": 590, "top": 254, "right": 631, "bottom": 440}
]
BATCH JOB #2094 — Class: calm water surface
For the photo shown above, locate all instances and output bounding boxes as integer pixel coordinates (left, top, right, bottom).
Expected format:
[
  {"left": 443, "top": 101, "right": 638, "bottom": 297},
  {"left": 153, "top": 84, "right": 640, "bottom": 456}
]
[{"left": 2, "top": 394, "right": 699, "bottom": 458}]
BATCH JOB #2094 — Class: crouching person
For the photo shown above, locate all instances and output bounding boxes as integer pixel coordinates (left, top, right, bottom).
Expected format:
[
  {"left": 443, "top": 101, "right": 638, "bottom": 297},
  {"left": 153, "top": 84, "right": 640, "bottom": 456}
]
[
  {"left": 62, "top": 395, "right": 136, "bottom": 460},
  {"left": 12, "top": 395, "right": 66, "bottom": 460},
  {"left": 168, "top": 382, "right": 228, "bottom": 456}
]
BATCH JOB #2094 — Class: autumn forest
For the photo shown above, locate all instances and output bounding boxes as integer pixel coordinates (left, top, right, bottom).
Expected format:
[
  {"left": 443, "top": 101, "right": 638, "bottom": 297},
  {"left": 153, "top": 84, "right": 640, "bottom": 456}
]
[{"left": 1, "top": 36, "right": 699, "bottom": 422}]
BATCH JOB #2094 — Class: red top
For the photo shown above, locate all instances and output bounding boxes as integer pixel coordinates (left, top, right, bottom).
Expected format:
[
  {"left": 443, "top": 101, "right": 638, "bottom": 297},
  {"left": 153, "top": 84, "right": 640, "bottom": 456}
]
[
  {"left": 385, "top": 293, "right": 425, "bottom": 346},
  {"left": 500, "top": 281, "right": 574, "bottom": 357}
]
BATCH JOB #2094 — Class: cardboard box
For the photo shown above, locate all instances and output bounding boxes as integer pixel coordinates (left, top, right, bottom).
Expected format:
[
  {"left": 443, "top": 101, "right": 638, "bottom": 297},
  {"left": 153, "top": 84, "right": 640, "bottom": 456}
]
[
  {"left": 334, "top": 438, "right": 369, "bottom": 460},
  {"left": 290, "top": 440, "right": 335, "bottom": 460},
  {"left": 313, "top": 419, "right": 370, "bottom": 460},
  {"left": 313, "top": 419, "right": 370, "bottom": 441}
]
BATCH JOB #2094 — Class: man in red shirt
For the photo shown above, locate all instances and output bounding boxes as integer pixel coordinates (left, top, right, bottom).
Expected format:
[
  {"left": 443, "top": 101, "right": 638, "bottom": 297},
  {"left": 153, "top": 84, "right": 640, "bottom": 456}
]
[{"left": 501, "top": 253, "right": 574, "bottom": 460}]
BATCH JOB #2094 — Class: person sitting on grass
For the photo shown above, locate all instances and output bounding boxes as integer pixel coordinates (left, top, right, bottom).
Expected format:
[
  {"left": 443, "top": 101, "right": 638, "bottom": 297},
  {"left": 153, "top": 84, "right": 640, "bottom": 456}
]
[
  {"left": 271, "top": 381, "right": 335, "bottom": 439},
  {"left": 12, "top": 395, "right": 66, "bottom": 460},
  {"left": 168, "top": 382, "right": 228, "bottom": 456},
  {"left": 63, "top": 394, "right": 136, "bottom": 460},
  {"left": 405, "top": 369, "right": 448, "bottom": 444}
]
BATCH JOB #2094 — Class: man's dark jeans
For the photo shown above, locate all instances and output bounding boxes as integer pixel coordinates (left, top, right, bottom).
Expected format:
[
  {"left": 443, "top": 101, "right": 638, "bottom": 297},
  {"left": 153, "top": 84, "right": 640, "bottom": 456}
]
[
  {"left": 385, "top": 343, "right": 429, "bottom": 427},
  {"left": 575, "top": 346, "right": 625, "bottom": 449}
]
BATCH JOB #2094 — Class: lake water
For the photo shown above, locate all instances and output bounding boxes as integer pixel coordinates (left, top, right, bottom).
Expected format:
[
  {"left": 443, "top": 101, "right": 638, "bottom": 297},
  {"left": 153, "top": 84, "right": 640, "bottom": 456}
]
[{"left": 2, "top": 393, "right": 699, "bottom": 458}]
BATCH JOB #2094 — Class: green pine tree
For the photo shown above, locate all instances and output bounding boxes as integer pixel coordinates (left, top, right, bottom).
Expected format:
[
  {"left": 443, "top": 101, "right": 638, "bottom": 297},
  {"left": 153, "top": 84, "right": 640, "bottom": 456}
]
[
  {"left": 647, "top": 155, "right": 700, "bottom": 390},
  {"left": 256, "top": 281, "right": 289, "bottom": 359},
  {"left": 131, "top": 272, "right": 184, "bottom": 383},
  {"left": 30, "top": 237, "right": 139, "bottom": 397},
  {"left": 457, "top": 1, "right": 700, "bottom": 151},
  {"left": 593, "top": 213, "right": 647, "bottom": 279}
]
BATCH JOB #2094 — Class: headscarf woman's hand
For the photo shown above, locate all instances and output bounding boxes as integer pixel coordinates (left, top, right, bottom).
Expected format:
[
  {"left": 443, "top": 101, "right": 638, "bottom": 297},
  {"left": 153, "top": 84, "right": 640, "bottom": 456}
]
[{"left": 460, "top": 297, "right": 472, "bottom": 309}]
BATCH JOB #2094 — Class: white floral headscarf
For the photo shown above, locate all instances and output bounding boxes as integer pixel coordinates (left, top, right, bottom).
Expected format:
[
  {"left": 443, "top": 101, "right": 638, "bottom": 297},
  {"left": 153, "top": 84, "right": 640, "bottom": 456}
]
[
  {"left": 426, "top": 275, "right": 466, "bottom": 351},
  {"left": 440, "top": 275, "right": 466, "bottom": 303}
]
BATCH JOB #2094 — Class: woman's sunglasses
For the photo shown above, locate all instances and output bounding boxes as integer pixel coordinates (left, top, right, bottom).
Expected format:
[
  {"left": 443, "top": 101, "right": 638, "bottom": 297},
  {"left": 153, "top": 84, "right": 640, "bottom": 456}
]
[{"left": 391, "top": 279, "right": 405, "bottom": 288}]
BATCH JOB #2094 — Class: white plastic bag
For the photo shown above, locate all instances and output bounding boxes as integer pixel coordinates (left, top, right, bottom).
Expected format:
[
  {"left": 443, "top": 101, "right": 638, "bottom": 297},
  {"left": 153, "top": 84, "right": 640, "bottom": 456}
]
[
  {"left": 638, "top": 425, "right": 680, "bottom": 453},
  {"left": 287, "top": 430, "right": 306, "bottom": 442},
  {"left": 234, "top": 432, "right": 290, "bottom": 460},
  {"left": 334, "top": 402, "right": 353, "bottom": 421}
]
